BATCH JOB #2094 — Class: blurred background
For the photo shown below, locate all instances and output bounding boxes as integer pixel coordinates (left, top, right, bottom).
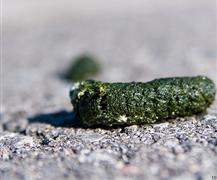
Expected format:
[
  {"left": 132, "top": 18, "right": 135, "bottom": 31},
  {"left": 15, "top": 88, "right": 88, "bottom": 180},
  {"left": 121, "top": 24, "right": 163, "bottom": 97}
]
[{"left": 3, "top": 0, "right": 217, "bottom": 112}]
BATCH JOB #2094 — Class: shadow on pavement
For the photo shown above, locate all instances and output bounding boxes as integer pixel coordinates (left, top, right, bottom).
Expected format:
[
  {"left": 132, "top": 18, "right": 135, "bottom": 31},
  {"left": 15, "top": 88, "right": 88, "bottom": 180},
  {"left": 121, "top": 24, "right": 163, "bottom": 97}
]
[
  {"left": 28, "top": 110, "right": 128, "bottom": 130},
  {"left": 28, "top": 110, "right": 83, "bottom": 128}
]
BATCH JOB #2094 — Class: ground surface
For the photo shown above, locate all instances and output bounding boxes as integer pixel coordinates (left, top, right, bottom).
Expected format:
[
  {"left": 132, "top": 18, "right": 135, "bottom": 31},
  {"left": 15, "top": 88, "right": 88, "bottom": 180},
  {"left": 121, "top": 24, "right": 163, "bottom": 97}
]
[{"left": 1, "top": 0, "right": 217, "bottom": 179}]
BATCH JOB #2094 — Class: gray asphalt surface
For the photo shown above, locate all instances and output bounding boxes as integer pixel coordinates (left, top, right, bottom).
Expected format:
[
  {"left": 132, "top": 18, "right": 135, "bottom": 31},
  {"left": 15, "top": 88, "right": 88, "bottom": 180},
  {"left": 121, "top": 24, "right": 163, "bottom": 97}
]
[{"left": 1, "top": 0, "right": 217, "bottom": 179}]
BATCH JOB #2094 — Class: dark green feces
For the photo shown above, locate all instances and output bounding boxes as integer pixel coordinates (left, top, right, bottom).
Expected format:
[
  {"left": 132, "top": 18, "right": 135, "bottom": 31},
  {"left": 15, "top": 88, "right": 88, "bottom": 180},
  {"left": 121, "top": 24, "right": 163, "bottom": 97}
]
[{"left": 70, "top": 76, "right": 215, "bottom": 127}]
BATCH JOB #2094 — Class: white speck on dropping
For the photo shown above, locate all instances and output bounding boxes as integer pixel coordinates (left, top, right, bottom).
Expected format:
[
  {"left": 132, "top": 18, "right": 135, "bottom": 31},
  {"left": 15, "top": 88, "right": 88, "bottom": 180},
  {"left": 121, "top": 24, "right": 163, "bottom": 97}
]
[
  {"left": 118, "top": 115, "right": 128, "bottom": 122},
  {"left": 70, "top": 82, "right": 86, "bottom": 99},
  {"left": 70, "top": 82, "right": 80, "bottom": 91},
  {"left": 78, "top": 91, "right": 85, "bottom": 98},
  {"left": 99, "top": 86, "right": 106, "bottom": 93}
]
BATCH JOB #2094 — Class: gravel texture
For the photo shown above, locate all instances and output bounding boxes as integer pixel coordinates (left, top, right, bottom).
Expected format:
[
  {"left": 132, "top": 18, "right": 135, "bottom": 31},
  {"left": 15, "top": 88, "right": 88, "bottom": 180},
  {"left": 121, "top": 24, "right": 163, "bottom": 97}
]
[{"left": 1, "top": 0, "right": 217, "bottom": 180}]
